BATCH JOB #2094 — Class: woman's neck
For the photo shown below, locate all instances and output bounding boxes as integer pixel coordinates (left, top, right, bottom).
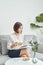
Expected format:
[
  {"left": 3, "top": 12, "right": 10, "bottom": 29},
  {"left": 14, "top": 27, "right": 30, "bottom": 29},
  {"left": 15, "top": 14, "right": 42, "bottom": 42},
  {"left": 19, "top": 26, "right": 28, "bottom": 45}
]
[{"left": 14, "top": 32, "right": 20, "bottom": 36}]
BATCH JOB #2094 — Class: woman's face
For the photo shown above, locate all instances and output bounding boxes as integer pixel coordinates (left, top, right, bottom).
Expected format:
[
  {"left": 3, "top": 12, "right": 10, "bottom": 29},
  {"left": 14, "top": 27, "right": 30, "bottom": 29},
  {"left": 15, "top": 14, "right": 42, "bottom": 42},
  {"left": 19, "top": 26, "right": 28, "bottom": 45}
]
[{"left": 17, "top": 26, "right": 23, "bottom": 34}]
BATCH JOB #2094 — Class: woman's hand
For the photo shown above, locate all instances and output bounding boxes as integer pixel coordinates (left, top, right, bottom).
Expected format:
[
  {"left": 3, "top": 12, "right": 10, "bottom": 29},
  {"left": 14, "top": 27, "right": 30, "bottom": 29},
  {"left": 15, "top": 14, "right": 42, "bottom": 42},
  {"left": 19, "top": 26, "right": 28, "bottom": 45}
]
[{"left": 10, "top": 42, "right": 17, "bottom": 48}]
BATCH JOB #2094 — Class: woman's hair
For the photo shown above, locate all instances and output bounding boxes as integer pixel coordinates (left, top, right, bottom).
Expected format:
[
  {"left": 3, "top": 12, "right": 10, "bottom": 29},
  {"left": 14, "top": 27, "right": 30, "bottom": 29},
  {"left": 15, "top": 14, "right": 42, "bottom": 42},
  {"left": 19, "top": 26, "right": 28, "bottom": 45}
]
[{"left": 13, "top": 22, "right": 22, "bottom": 33}]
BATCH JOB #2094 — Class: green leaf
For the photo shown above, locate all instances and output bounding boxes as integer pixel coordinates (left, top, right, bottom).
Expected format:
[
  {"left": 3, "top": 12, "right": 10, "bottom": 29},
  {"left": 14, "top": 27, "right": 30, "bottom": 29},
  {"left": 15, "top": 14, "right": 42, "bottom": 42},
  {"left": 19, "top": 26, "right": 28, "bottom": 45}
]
[
  {"left": 36, "top": 13, "right": 43, "bottom": 22},
  {"left": 29, "top": 41, "right": 39, "bottom": 52},
  {"left": 30, "top": 23, "right": 43, "bottom": 28}
]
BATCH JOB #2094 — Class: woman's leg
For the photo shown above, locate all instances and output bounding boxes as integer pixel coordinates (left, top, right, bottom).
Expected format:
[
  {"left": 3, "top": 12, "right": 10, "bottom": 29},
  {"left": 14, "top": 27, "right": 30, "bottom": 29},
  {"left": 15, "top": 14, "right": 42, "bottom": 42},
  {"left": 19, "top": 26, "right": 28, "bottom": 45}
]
[{"left": 20, "top": 48, "right": 30, "bottom": 60}]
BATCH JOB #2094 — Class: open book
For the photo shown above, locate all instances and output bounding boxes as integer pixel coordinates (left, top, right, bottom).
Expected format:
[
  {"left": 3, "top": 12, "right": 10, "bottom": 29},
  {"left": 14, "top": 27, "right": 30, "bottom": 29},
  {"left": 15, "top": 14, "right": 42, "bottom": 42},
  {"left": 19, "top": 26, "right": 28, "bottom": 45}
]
[
  {"left": 15, "top": 44, "right": 30, "bottom": 49},
  {"left": 13, "top": 44, "right": 28, "bottom": 49},
  {"left": 20, "top": 45, "right": 28, "bottom": 49}
]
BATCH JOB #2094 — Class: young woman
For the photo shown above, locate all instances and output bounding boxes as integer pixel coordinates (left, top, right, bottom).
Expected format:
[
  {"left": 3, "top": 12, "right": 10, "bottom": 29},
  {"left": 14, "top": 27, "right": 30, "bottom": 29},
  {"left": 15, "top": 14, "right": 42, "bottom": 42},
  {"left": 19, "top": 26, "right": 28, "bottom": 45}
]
[{"left": 7, "top": 22, "right": 30, "bottom": 60}]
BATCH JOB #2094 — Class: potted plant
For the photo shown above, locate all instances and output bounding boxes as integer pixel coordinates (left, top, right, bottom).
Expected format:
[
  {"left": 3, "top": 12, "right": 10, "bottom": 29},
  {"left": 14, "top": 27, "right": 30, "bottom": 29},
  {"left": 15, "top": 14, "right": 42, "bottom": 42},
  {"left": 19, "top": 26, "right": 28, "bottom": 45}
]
[{"left": 29, "top": 41, "right": 39, "bottom": 63}]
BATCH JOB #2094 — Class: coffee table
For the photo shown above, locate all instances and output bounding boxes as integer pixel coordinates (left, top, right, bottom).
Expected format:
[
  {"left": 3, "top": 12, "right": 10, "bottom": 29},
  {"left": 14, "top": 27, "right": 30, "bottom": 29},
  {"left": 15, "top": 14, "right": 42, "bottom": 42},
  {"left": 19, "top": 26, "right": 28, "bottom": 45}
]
[{"left": 5, "top": 58, "right": 43, "bottom": 65}]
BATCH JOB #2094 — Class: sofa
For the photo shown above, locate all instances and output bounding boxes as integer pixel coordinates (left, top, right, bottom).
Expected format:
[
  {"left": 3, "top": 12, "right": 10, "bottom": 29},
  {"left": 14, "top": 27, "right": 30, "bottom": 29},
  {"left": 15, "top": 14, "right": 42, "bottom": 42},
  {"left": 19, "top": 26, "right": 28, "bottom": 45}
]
[{"left": 0, "top": 35, "right": 43, "bottom": 65}]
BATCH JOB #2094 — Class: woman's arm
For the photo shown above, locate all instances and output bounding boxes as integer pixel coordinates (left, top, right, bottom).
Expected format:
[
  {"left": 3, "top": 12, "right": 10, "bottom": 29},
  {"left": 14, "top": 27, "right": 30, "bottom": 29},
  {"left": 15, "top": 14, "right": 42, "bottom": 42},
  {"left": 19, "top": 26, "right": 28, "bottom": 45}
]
[{"left": 10, "top": 42, "right": 23, "bottom": 48}]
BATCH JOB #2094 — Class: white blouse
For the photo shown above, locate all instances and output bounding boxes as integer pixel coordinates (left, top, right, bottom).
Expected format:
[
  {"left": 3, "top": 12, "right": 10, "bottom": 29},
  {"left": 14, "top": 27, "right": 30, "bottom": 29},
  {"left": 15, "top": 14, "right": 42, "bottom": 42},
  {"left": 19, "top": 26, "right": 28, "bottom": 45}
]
[{"left": 7, "top": 33, "right": 24, "bottom": 50}]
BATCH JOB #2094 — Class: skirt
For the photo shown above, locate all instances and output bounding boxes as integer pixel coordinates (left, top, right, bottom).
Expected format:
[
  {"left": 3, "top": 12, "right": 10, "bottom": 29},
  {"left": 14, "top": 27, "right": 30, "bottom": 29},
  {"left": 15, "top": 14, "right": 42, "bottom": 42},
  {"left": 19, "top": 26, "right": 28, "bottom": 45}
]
[{"left": 8, "top": 49, "right": 21, "bottom": 58}]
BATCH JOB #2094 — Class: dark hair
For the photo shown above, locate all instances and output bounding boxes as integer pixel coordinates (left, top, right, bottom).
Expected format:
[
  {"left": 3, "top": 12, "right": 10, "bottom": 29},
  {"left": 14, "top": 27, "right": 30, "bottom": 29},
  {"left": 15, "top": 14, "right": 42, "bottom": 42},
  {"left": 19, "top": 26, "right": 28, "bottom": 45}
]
[{"left": 13, "top": 22, "right": 22, "bottom": 33}]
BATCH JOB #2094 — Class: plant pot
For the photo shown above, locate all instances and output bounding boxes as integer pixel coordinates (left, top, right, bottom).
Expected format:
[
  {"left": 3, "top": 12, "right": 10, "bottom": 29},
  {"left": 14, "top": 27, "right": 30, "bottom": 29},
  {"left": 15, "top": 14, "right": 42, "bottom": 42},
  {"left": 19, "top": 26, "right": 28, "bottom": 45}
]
[{"left": 32, "top": 52, "right": 38, "bottom": 64}]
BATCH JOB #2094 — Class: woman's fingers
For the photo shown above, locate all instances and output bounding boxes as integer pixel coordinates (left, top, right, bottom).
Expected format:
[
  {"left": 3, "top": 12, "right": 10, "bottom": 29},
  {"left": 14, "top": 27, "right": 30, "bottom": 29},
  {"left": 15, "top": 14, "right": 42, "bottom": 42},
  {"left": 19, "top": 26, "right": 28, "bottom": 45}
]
[{"left": 10, "top": 43, "right": 17, "bottom": 48}]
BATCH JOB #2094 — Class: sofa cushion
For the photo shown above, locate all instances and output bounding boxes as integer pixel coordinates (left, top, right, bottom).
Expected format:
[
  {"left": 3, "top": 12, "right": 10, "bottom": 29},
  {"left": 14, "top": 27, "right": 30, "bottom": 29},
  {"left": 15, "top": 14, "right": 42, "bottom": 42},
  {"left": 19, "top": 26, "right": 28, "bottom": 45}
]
[
  {"left": 0, "top": 55, "right": 10, "bottom": 65},
  {"left": 0, "top": 42, "right": 1, "bottom": 53},
  {"left": 38, "top": 44, "right": 43, "bottom": 53},
  {"left": 0, "top": 39, "right": 8, "bottom": 55},
  {"left": 0, "top": 35, "right": 11, "bottom": 55},
  {"left": 36, "top": 52, "right": 43, "bottom": 61}
]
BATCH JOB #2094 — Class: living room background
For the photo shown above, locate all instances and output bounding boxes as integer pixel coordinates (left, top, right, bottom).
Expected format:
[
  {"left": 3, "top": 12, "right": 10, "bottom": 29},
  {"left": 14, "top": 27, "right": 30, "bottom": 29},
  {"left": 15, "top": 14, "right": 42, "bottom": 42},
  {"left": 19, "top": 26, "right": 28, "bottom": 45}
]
[
  {"left": 0, "top": 1, "right": 43, "bottom": 65},
  {"left": 0, "top": 0, "right": 43, "bottom": 35}
]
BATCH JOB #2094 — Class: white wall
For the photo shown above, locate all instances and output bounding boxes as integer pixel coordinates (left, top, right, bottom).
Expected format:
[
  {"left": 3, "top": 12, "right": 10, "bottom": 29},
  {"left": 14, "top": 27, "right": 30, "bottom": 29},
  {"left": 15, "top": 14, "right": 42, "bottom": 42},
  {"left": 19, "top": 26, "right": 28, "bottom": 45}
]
[{"left": 0, "top": 0, "right": 43, "bottom": 35}]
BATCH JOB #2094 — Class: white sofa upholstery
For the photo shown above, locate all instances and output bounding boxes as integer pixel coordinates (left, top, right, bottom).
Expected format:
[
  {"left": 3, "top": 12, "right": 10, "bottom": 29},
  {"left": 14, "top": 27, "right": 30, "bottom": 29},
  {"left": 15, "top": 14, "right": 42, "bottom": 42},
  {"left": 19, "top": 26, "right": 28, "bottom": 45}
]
[
  {"left": 0, "top": 55, "right": 10, "bottom": 65},
  {"left": 0, "top": 50, "right": 43, "bottom": 65}
]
